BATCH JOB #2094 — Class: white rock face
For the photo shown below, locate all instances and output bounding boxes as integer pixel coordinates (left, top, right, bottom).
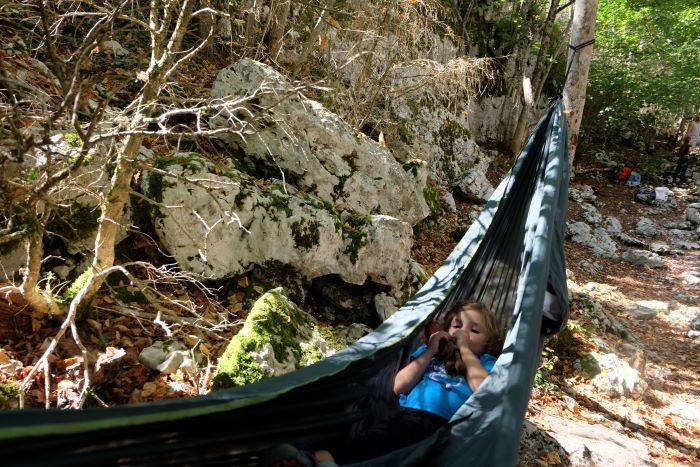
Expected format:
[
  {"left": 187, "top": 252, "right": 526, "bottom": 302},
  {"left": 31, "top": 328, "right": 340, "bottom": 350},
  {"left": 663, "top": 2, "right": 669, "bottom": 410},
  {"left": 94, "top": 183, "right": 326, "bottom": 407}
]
[
  {"left": 466, "top": 95, "right": 511, "bottom": 144},
  {"left": 146, "top": 158, "right": 413, "bottom": 290},
  {"left": 535, "top": 414, "right": 654, "bottom": 467},
  {"left": 210, "top": 58, "right": 429, "bottom": 226},
  {"left": 591, "top": 353, "right": 648, "bottom": 399},
  {"left": 386, "top": 63, "right": 495, "bottom": 194}
]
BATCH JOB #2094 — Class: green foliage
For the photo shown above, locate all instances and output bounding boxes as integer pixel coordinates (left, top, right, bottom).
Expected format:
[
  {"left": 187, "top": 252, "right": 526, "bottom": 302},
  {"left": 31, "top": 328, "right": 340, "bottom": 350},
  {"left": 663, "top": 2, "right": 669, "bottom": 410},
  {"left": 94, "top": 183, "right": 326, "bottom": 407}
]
[
  {"left": 0, "top": 380, "right": 20, "bottom": 408},
  {"left": 587, "top": 1, "right": 700, "bottom": 137},
  {"left": 534, "top": 353, "right": 559, "bottom": 393},
  {"left": 64, "top": 132, "right": 82, "bottom": 148},
  {"left": 56, "top": 267, "right": 93, "bottom": 306},
  {"left": 423, "top": 182, "right": 443, "bottom": 217},
  {"left": 535, "top": 319, "right": 592, "bottom": 392}
]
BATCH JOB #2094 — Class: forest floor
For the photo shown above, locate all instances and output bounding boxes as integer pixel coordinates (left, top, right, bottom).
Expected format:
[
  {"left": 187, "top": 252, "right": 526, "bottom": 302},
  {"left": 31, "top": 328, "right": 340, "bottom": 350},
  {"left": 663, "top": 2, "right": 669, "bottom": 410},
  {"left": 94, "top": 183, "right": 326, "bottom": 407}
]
[{"left": 527, "top": 176, "right": 699, "bottom": 467}]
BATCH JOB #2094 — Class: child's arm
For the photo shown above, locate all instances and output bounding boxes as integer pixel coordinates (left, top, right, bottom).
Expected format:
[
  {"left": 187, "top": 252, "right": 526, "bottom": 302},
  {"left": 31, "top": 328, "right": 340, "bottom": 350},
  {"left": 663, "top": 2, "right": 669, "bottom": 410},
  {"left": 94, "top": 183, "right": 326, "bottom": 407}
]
[
  {"left": 393, "top": 330, "right": 449, "bottom": 395},
  {"left": 453, "top": 330, "right": 490, "bottom": 392}
]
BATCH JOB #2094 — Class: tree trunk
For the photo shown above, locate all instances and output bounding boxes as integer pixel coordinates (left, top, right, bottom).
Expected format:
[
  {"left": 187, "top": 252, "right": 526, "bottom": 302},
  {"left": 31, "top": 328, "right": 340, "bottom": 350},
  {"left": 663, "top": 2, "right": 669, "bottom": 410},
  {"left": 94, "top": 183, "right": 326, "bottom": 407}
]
[
  {"left": 508, "top": 0, "right": 562, "bottom": 155},
  {"left": 563, "top": 0, "right": 598, "bottom": 175},
  {"left": 268, "top": 0, "right": 291, "bottom": 59},
  {"left": 78, "top": 1, "right": 196, "bottom": 307},
  {"left": 496, "top": 0, "right": 537, "bottom": 140},
  {"left": 19, "top": 207, "right": 61, "bottom": 316}
]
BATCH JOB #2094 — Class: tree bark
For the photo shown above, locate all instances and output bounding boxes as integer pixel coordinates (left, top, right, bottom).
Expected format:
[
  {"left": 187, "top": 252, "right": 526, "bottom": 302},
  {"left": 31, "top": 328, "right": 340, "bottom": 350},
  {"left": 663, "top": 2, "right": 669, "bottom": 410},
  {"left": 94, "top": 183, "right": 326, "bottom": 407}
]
[
  {"left": 268, "top": 0, "right": 291, "bottom": 59},
  {"left": 496, "top": 0, "right": 537, "bottom": 140},
  {"left": 78, "top": 0, "right": 197, "bottom": 307},
  {"left": 508, "top": 0, "right": 562, "bottom": 155},
  {"left": 563, "top": 0, "right": 598, "bottom": 175}
]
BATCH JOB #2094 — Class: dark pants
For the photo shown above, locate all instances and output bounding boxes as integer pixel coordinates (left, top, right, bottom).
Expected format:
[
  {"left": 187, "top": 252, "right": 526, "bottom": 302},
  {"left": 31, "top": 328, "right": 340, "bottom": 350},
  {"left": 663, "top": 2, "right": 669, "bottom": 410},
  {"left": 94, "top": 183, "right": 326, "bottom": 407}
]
[
  {"left": 673, "top": 159, "right": 688, "bottom": 184},
  {"left": 331, "top": 408, "right": 447, "bottom": 465}
]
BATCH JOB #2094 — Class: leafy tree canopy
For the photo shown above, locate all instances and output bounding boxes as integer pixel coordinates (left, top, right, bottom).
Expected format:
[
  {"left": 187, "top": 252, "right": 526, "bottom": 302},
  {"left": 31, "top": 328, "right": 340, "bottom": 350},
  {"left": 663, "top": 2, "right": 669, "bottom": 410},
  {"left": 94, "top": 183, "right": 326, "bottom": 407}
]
[{"left": 588, "top": 0, "right": 700, "bottom": 132}]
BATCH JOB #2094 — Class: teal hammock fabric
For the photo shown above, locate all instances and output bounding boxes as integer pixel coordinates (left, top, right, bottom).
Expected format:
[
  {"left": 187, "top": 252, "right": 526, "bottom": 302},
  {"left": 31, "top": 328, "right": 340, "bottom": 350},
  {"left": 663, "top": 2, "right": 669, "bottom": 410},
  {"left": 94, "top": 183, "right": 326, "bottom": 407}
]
[{"left": 0, "top": 99, "right": 569, "bottom": 467}]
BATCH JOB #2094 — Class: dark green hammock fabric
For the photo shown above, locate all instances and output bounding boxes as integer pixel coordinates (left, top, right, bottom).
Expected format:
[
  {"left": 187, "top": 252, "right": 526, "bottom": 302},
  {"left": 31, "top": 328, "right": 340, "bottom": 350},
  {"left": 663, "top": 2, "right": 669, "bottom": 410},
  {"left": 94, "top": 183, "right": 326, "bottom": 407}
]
[{"left": 0, "top": 99, "right": 569, "bottom": 467}]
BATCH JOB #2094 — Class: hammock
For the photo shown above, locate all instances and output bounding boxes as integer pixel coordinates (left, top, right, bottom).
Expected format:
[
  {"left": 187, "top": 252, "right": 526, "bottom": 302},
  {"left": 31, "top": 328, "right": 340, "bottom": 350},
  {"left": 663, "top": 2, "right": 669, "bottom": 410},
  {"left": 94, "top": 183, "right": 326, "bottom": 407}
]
[{"left": 0, "top": 99, "right": 569, "bottom": 467}]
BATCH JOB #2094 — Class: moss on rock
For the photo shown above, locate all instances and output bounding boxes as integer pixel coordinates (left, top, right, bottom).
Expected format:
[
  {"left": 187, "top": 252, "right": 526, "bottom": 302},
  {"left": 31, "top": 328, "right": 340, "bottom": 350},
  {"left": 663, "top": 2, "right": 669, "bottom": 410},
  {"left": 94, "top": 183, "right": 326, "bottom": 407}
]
[
  {"left": 291, "top": 219, "right": 321, "bottom": 250},
  {"left": 47, "top": 202, "right": 101, "bottom": 242},
  {"left": 423, "top": 182, "right": 443, "bottom": 217},
  {"left": 342, "top": 213, "right": 371, "bottom": 264},
  {"left": 0, "top": 380, "right": 20, "bottom": 408},
  {"left": 212, "top": 289, "right": 337, "bottom": 389},
  {"left": 56, "top": 267, "right": 93, "bottom": 307}
]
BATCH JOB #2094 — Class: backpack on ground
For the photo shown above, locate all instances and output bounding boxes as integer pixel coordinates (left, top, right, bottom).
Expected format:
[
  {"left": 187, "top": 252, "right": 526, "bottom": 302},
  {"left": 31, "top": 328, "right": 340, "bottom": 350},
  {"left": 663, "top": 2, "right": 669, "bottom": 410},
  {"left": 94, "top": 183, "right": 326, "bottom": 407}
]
[
  {"left": 615, "top": 166, "right": 632, "bottom": 183},
  {"left": 626, "top": 171, "right": 641, "bottom": 186}
]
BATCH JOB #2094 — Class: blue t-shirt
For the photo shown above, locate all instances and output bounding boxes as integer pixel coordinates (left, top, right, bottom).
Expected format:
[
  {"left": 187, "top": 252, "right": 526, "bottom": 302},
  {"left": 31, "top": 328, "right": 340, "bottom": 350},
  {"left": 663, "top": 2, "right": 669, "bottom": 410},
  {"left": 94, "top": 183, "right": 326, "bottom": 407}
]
[{"left": 398, "top": 345, "right": 497, "bottom": 420}]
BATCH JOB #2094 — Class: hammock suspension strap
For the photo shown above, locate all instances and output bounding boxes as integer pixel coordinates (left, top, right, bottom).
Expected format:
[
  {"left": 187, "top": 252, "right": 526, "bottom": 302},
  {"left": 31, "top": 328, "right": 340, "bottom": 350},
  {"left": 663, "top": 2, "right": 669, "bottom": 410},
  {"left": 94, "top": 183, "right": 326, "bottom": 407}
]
[{"left": 560, "top": 38, "right": 596, "bottom": 97}]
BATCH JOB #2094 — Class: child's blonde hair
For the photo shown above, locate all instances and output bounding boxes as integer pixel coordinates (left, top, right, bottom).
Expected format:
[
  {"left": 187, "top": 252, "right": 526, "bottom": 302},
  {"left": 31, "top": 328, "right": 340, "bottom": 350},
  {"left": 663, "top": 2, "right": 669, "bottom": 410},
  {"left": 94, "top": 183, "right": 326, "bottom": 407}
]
[{"left": 442, "top": 301, "right": 505, "bottom": 356}]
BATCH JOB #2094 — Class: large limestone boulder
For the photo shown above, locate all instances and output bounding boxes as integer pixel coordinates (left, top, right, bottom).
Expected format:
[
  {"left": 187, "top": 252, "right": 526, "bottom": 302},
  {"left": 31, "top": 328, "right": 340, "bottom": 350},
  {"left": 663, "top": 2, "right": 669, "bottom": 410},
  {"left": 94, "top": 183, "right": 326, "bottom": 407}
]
[
  {"left": 212, "top": 289, "right": 344, "bottom": 389},
  {"left": 386, "top": 62, "right": 495, "bottom": 196},
  {"left": 145, "top": 154, "right": 413, "bottom": 290},
  {"left": 209, "top": 58, "right": 429, "bottom": 226}
]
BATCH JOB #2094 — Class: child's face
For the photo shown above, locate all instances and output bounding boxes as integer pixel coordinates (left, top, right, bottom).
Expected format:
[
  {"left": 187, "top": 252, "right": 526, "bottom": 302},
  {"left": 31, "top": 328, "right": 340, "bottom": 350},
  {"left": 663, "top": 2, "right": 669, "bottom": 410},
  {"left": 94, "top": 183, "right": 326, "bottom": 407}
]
[{"left": 448, "top": 307, "right": 491, "bottom": 355}]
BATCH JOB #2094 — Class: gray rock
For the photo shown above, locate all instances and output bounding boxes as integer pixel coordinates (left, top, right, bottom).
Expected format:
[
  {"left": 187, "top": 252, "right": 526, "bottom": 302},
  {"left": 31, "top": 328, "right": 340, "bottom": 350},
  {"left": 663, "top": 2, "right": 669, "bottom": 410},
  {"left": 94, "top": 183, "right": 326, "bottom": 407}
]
[
  {"left": 581, "top": 203, "right": 603, "bottom": 224},
  {"left": 604, "top": 215, "right": 623, "bottom": 234},
  {"left": 210, "top": 59, "right": 430, "bottom": 225},
  {"left": 686, "top": 203, "right": 700, "bottom": 225},
  {"left": 455, "top": 168, "right": 494, "bottom": 202},
  {"left": 532, "top": 414, "right": 653, "bottom": 467},
  {"left": 649, "top": 242, "right": 673, "bottom": 255},
  {"left": 616, "top": 232, "right": 646, "bottom": 248},
  {"left": 620, "top": 249, "right": 664, "bottom": 268},
  {"left": 662, "top": 219, "right": 693, "bottom": 230},
  {"left": 626, "top": 305, "right": 659, "bottom": 320},
  {"left": 635, "top": 217, "right": 659, "bottom": 237},
  {"left": 579, "top": 259, "right": 603, "bottom": 274},
  {"left": 569, "top": 185, "right": 597, "bottom": 203},
  {"left": 374, "top": 293, "right": 398, "bottom": 322}
]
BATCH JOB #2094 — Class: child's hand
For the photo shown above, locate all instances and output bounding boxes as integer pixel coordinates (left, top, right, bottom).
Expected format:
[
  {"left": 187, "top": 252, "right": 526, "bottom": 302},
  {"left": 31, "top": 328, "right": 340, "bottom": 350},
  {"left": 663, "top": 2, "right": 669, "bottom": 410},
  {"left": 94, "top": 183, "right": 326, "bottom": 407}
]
[
  {"left": 453, "top": 329, "right": 478, "bottom": 359},
  {"left": 452, "top": 329, "right": 470, "bottom": 349},
  {"left": 427, "top": 330, "right": 451, "bottom": 355}
]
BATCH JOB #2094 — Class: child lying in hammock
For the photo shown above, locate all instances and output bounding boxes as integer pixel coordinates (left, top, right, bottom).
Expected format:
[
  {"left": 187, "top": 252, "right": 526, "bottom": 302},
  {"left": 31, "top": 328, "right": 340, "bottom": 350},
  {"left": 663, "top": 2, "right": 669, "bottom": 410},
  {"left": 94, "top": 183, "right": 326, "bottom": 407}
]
[{"left": 263, "top": 300, "right": 505, "bottom": 467}]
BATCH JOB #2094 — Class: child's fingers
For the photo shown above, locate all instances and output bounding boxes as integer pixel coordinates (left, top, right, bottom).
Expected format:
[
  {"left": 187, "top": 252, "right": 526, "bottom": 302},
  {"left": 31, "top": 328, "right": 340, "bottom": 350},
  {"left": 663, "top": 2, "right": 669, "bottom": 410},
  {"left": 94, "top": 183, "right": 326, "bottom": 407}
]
[
  {"left": 428, "top": 331, "right": 449, "bottom": 349},
  {"left": 453, "top": 329, "right": 470, "bottom": 346}
]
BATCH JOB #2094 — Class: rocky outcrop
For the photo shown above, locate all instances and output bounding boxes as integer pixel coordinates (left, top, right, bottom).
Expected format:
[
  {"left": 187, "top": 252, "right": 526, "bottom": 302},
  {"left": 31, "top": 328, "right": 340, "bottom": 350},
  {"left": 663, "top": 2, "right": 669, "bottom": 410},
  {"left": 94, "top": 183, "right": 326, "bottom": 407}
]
[
  {"left": 209, "top": 59, "right": 430, "bottom": 226},
  {"left": 145, "top": 154, "right": 413, "bottom": 291}
]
